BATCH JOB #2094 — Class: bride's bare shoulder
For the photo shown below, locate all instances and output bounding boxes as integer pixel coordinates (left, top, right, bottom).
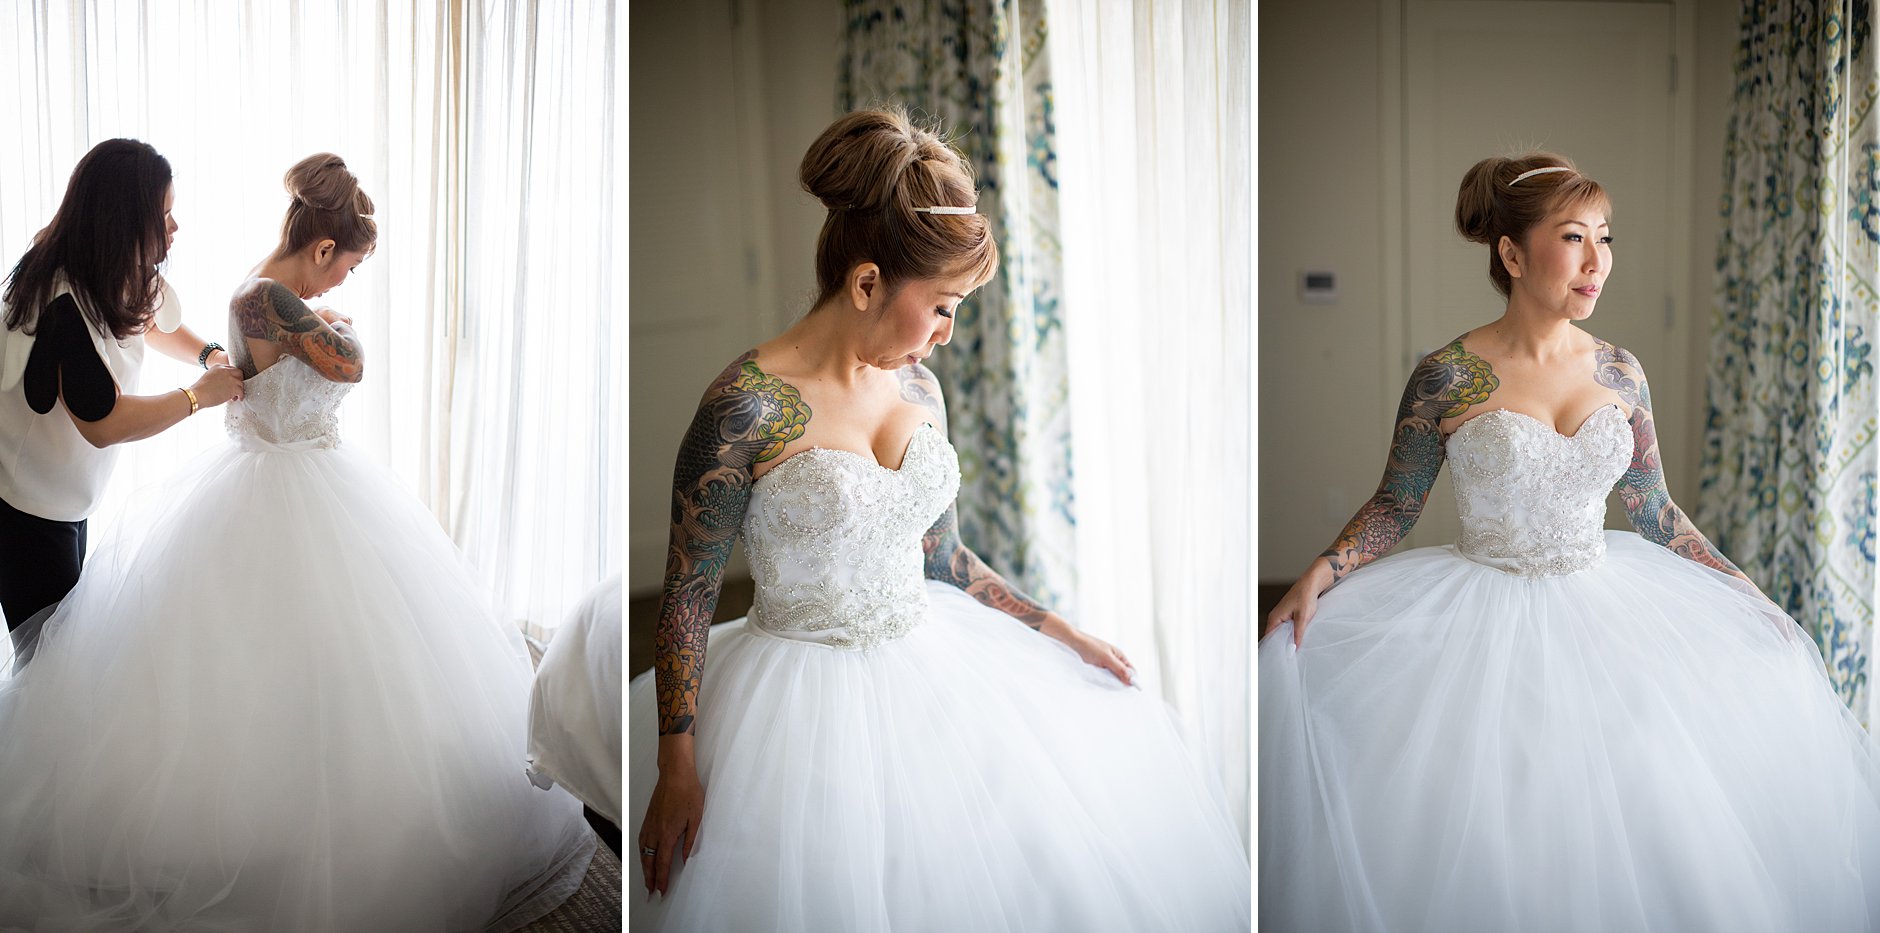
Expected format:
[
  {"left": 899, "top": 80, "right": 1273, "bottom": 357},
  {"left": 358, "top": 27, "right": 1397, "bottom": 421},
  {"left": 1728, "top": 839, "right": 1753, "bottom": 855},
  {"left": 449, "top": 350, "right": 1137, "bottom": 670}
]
[
  {"left": 681, "top": 349, "right": 811, "bottom": 468},
  {"left": 229, "top": 276, "right": 281, "bottom": 301},
  {"left": 894, "top": 361, "right": 947, "bottom": 429}
]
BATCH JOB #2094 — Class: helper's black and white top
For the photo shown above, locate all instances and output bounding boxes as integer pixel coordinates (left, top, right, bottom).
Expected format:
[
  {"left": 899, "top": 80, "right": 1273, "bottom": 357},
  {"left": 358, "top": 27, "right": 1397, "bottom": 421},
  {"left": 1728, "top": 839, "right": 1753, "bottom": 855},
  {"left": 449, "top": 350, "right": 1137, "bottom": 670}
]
[{"left": 0, "top": 275, "right": 182, "bottom": 521}]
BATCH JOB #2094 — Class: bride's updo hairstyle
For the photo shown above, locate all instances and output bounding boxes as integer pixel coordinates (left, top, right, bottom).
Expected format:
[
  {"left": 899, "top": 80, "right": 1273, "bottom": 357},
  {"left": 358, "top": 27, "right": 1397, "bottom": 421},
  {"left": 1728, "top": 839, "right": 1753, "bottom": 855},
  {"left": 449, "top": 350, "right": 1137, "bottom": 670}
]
[
  {"left": 800, "top": 107, "right": 999, "bottom": 308},
  {"left": 1455, "top": 152, "right": 1609, "bottom": 297},
  {"left": 273, "top": 153, "right": 377, "bottom": 260}
]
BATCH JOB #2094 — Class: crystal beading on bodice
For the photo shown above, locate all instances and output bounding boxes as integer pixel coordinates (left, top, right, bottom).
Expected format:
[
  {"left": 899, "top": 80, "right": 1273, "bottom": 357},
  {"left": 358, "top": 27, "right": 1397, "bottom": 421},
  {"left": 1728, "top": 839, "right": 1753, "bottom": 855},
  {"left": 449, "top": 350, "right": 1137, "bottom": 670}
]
[
  {"left": 1444, "top": 405, "right": 1631, "bottom": 578},
  {"left": 741, "top": 422, "right": 961, "bottom": 649},
  {"left": 224, "top": 356, "right": 352, "bottom": 452}
]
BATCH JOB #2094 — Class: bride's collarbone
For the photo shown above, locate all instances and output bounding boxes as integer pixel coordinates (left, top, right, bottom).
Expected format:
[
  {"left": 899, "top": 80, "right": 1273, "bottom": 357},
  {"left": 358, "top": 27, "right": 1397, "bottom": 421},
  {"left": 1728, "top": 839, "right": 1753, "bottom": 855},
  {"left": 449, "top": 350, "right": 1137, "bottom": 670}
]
[
  {"left": 1434, "top": 340, "right": 1615, "bottom": 436},
  {"left": 732, "top": 359, "right": 938, "bottom": 480}
]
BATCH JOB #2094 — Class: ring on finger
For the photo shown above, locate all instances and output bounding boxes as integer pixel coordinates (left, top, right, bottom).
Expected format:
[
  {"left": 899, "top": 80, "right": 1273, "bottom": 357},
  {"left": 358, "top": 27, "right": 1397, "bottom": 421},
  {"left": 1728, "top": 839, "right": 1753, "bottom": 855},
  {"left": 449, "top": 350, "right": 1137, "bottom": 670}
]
[{"left": 641, "top": 846, "right": 657, "bottom": 858}]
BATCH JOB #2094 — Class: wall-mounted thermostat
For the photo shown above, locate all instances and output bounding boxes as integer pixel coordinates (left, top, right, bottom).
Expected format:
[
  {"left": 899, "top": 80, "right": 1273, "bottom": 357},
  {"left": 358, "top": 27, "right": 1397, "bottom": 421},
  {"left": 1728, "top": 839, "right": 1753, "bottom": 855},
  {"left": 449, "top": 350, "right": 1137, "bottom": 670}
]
[{"left": 1299, "top": 269, "right": 1338, "bottom": 304}]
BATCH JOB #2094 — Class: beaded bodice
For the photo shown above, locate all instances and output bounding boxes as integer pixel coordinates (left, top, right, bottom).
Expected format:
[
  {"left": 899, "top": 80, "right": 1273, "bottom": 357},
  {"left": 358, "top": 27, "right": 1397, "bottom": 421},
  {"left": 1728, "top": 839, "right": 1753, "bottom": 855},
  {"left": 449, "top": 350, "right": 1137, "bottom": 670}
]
[
  {"left": 742, "top": 422, "right": 960, "bottom": 649},
  {"left": 1445, "top": 405, "right": 1630, "bottom": 578},
  {"left": 224, "top": 356, "right": 351, "bottom": 452}
]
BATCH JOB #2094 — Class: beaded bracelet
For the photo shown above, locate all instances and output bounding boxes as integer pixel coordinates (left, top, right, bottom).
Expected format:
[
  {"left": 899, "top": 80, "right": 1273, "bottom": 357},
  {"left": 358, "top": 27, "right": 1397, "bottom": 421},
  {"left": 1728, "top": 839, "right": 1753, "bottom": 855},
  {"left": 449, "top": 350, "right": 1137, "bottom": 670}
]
[{"left": 198, "top": 342, "right": 224, "bottom": 369}]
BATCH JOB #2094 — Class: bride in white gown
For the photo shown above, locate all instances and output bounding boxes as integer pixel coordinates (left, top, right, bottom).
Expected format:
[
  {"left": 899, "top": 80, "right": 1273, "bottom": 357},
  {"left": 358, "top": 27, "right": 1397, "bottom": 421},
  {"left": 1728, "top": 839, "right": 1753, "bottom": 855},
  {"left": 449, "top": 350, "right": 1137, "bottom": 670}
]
[
  {"left": 0, "top": 155, "right": 594, "bottom": 931},
  {"left": 1260, "top": 154, "right": 1880, "bottom": 932},
  {"left": 628, "top": 108, "right": 1250, "bottom": 932}
]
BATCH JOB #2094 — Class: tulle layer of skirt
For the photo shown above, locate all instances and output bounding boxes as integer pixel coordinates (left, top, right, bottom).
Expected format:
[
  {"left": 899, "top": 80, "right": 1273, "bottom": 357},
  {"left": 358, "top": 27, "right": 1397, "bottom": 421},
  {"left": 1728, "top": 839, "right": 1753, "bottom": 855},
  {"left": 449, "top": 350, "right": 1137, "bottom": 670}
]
[
  {"left": 628, "top": 581, "right": 1250, "bottom": 932},
  {"left": 0, "top": 443, "right": 594, "bottom": 932},
  {"left": 1260, "top": 533, "right": 1880, "bottom": 933}
]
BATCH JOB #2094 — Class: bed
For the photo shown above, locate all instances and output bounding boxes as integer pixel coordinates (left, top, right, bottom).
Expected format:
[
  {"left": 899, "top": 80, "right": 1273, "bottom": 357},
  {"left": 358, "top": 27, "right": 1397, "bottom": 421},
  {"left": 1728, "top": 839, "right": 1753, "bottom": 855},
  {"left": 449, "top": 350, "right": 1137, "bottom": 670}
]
[{"left": 527, "top": 573, "right": 622, "bottom": 849}]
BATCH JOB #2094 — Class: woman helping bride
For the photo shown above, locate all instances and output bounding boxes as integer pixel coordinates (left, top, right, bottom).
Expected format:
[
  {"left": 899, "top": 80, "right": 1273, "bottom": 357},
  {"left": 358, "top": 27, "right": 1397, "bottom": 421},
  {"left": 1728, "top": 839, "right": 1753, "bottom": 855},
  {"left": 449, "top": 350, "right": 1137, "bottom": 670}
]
[{"left": 0, "top": 154, "right": 594, "bottom": 931}]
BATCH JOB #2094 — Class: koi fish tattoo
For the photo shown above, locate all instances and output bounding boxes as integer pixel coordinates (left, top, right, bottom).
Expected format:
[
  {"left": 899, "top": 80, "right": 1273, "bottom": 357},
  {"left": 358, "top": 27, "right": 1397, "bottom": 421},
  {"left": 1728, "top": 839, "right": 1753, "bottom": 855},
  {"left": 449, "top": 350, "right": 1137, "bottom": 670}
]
[
  {"left": 229, "top": 280, "right": 364, "bottom": 383},
  {"left": 654, "top": 351, "right": 811, "bottom": 735},
  {"left": 1320, "top": 337, "right": 1498, "bottom": 580}
]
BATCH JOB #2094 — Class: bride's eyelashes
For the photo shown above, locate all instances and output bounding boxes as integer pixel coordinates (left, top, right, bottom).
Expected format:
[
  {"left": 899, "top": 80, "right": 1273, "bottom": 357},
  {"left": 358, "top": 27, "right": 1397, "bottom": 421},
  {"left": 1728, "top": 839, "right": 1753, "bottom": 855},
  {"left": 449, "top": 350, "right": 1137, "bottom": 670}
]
[{"left": 935, "top": 306, "right": 954, "bottom": 319}]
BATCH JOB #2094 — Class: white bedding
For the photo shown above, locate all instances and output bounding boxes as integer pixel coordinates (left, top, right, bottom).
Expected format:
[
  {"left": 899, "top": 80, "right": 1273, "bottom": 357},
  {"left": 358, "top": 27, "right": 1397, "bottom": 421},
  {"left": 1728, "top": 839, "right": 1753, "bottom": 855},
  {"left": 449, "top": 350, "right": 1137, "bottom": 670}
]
[{"left": 526, "top": 573, "right": 622, "bottom": 827}]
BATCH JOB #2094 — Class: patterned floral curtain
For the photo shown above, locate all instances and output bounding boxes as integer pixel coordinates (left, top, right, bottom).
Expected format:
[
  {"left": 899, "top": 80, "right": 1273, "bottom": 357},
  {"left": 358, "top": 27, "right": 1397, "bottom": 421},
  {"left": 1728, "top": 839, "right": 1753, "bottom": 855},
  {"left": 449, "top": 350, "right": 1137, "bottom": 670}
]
[
  {"left": 1703, "top": 0, "right": 1878, "bottom": 726},
  {"left": 838, "top": 0, "right": 1076, "bottom": 609}
]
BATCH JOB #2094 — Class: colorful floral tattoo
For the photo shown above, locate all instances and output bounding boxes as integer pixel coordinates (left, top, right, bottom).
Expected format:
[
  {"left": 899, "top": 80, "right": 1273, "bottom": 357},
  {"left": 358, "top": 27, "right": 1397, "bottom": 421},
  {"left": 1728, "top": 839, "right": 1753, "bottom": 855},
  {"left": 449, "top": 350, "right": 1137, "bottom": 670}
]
[
  {"left": 654, "top": 351, "right": 812, "bottom": 735},
  {"left": 229, "top": 279, "right": 364, "bottom": 382},
  {"left": 1595, "top": 340, "right": 1746, "bottom": 578},
  {"left": 1320, "top": 337, "right": 1497, "bottom": 580}
]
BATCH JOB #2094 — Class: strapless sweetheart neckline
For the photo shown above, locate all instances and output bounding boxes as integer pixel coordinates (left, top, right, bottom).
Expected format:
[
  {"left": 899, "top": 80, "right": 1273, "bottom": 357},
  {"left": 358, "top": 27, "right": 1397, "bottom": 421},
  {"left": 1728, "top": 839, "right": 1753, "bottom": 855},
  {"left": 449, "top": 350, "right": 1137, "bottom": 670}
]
[
  {"left": 1447, "top": 402, "right": 1624, "bottom": 444},
  {"left": 754, "top": 420, "right": 938, "bottom": 487}
]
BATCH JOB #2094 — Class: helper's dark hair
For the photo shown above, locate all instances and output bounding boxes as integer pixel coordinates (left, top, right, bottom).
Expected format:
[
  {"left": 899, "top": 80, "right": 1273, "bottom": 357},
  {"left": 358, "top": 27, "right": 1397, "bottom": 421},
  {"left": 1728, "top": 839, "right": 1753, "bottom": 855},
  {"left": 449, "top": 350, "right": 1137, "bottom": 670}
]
[{"left": 4, "top": 138, "right": 174, "bottom": 340}]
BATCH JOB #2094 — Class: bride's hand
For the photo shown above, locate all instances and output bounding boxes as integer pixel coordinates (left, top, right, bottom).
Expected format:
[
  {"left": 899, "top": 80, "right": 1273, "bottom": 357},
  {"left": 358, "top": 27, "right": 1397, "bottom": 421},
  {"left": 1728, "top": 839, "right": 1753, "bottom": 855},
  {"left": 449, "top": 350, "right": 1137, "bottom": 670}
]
[
  {"left": 1264, "top": 558, "right": 1335, "bottom": 648},
  {"left": 1044, "top": 620, "right": 1135, "bottom": 686},
  {"left": 312, "top": 306, "right": 352, "bottom": 326},
  {"left": 638, "top": 761, "right": 705, "bottom": 898}
]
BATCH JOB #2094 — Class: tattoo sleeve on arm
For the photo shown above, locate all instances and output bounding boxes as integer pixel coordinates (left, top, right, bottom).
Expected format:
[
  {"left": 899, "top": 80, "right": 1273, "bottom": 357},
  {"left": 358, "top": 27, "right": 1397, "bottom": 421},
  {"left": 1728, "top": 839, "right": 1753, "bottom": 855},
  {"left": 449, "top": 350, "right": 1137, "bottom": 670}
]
[
  {"left": 230, "top": 281, "right": 365, "bottom": 382},
  {"left": 1321, "top": 337, "right": 1497, "bottom": 582},
  {"left": 654, "top": 353, "right": 810, "bottom": 735},
  {"left": 921, "top": 504, "right": 1054, "bottom": 629},
  {"left": 1596, "top": 341, "right": 1746, "bottom": 578},
  {"left": 899, "top": 364, "right": 1054, "bottom": 630}
]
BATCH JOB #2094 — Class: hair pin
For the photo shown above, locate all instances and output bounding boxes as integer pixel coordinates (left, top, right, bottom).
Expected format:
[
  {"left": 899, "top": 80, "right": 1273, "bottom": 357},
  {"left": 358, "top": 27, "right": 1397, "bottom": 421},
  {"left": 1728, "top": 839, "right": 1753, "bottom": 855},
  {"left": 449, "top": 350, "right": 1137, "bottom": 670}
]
[
  {"left": 913, "top": 206, "right": 976, "bottom": 215},
  {"left": 1508, "top": 166, "right": 1572, "bottom": 187}
]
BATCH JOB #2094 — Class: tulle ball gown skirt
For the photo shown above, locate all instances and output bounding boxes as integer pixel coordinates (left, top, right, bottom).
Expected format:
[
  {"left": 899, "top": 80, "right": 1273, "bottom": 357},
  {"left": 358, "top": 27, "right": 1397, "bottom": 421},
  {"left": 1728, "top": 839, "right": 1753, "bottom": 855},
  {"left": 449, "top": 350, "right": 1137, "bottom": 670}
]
[
  {"left": 0, "top": 441, "right": 595, "bottom": 931},
  {"left": 1260, "top": 533, "right": 1880, "bottom": 933},
  {"left": 627, "top": 581, "right": 1251, "bottom": 933}
]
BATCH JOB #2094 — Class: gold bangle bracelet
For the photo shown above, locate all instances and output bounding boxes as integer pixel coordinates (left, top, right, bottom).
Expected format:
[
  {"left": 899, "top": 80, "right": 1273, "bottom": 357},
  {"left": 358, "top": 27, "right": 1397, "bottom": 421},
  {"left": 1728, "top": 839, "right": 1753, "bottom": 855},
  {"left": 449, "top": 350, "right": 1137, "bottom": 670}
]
[{"left": 181, "top": 387, "right": 199, "bottom": 416}]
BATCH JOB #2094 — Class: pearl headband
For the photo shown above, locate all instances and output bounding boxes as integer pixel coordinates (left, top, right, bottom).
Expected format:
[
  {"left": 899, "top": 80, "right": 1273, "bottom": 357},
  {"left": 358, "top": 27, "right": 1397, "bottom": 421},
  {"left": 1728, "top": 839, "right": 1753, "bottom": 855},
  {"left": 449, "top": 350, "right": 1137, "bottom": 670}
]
[{"left": 1508, "top": 166, "right": 1572, "bottom": 187}]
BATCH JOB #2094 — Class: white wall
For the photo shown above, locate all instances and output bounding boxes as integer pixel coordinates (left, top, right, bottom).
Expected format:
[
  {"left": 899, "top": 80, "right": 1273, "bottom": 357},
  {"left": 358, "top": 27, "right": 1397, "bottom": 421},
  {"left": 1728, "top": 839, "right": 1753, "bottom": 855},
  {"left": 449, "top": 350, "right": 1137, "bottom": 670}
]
[
  {"left": 1257, "top": 0, "right": 1394, "bottom": 581},
  {"left": 628, "top": 0, "right": 842, "bottom": 596},
  {"left": 1257, "top": 0, "right": 1740, "bottom": 581},
  {"left": 1688, "top": 1, "right": 1736, "bottom": 477},
  {"left": 629, "top": 0, "right": 1741, "bottom": 591}
]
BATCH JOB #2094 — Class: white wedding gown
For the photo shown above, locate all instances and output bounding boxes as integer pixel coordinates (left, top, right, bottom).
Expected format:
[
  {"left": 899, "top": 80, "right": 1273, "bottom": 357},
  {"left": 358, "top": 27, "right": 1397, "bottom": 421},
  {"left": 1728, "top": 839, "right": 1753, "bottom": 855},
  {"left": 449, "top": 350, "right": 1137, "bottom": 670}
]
[
  {"left": 1260, "top": 405, "right": 1880, "bottom": 932},
  {"left": 626, "top": 421, "right": 1250, "bottom": 932},
  {"left": 0, "top": 356, "right": 595, "bottom": 931}
]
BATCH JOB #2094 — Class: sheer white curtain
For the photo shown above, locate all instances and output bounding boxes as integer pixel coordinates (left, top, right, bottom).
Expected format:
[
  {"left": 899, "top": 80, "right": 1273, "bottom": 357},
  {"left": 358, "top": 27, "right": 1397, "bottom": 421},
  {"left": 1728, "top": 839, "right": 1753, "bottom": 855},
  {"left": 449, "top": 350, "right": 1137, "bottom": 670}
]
[
  {"left": 0, "top": 0, "right": 441, "bottom": 509},
  {"left": 0, "top": 0, "right": 617, "bottom": 634},
  {"left": 1051, "top": 0, "right": 1253, "bottom": 842},
  {"left": 453, "top": 0, "right": 620, "bottom": 636}
]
